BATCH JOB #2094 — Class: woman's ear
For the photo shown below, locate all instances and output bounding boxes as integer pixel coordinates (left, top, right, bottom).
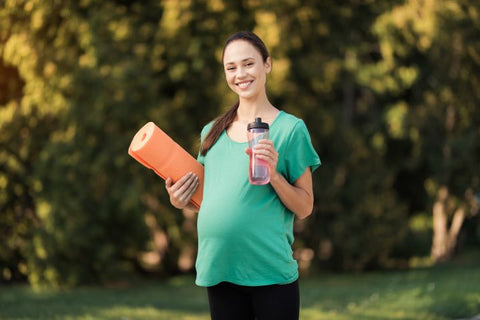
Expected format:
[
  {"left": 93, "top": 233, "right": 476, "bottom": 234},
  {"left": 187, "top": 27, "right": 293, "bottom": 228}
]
[{"left": 265, "top": 57, "right": 272, "bottom": 74}]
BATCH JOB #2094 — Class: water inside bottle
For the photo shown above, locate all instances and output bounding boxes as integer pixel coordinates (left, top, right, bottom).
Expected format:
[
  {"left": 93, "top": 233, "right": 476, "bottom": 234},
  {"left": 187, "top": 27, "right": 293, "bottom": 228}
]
[{"left": 249, "top": 155, "right": 270, "bottom": 185}]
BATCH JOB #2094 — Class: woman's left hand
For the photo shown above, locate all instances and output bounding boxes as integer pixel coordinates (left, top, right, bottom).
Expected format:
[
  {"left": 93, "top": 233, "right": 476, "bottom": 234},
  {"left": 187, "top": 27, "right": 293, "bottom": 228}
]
[{"left": 246, "top": 139, "right": 279, "bottom": 178}]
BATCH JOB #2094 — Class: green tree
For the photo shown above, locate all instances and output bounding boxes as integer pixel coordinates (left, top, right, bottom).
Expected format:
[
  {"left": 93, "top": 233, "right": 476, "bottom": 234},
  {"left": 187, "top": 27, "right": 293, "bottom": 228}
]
[
  {"left": 373, "top": 0, "right": 480, "bottom": 262},
  {"left": 272, "top": 0, "right": 409, "bottom": 271}
]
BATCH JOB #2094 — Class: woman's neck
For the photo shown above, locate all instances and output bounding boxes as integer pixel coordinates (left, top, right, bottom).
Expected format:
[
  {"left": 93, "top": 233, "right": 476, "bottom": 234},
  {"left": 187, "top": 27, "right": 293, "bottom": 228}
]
[{"left": 236, "top": 96, "right": 277, "bottom": 123}]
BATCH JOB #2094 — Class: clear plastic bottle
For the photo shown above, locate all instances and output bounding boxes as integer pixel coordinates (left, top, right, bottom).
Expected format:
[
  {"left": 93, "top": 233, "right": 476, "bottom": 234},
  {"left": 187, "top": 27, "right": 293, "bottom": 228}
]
[{"left": 247, "top": 117, "right": 270, "bottom": 185}]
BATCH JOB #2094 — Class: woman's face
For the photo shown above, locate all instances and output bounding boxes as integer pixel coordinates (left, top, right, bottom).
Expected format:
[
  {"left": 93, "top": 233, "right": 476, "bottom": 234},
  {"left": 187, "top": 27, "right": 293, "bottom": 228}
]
[{"left": 223, "top": 40, "right": 271, "bottom": 101}]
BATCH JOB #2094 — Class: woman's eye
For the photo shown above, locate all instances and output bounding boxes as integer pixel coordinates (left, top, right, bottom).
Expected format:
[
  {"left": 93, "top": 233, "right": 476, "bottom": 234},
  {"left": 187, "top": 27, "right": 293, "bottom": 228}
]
[
  {"left": 227, "top": 67, "right": 236, "bottom": 71},
  {"left": 246, "top": 62, "right": 254, "bottom": 67}
]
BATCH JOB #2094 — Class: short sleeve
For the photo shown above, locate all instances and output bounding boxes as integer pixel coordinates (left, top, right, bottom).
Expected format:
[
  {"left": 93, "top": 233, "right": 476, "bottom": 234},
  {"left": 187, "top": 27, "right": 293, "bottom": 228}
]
[
  {"left": 197, "top": 122, "right": 213, "bottom": 165},
  {"left": 284, "top": 120, "right": 321, "bottom": 184}
]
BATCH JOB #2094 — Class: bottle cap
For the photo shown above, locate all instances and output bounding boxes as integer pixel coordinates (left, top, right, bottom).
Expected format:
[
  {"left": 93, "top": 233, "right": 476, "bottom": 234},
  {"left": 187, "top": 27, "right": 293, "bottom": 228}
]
[{"left": 247, "top": 117, "right": 269, "bottom": 130}]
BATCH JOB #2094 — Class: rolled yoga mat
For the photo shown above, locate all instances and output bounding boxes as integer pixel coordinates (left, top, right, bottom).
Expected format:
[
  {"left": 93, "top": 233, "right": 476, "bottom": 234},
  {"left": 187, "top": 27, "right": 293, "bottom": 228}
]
[{"left": 128, "top": 122, "right": 204, "bottom": 209}]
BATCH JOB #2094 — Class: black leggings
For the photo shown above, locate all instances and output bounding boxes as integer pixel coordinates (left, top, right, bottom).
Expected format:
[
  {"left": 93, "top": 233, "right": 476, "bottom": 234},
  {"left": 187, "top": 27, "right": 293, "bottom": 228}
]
[{"left": 206, "top": 280, "right": 299, "bottom": 320}]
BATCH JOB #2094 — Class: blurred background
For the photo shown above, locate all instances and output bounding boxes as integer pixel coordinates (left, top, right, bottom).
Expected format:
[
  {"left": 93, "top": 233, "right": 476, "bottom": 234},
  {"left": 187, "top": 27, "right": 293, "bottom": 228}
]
[{"left": 0, "top": 0, "right": 479, "bottom": 289}]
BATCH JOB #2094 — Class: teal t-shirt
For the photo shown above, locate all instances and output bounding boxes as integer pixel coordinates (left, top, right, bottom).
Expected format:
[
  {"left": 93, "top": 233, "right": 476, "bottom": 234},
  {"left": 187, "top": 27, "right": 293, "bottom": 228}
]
[{"left": 195, "top": 111, "right": 321, "bottom": 287}]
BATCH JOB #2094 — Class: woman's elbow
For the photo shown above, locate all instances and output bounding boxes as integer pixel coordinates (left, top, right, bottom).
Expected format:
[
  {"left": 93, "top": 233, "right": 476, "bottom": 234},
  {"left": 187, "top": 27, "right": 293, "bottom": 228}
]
[{"left": 296, "top": 201, "right": 314, "bottom": 220}]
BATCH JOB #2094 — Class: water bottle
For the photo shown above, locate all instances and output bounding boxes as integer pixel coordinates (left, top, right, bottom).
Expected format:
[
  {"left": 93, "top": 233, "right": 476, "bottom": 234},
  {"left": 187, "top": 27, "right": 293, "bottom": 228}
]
[{"left": 247, "top": 117, "right": 270, "bottom": 185}]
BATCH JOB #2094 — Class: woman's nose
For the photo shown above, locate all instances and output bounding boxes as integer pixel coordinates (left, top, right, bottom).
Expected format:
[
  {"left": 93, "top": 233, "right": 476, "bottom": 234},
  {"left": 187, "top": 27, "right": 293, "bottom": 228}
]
[{"left": 237, "top": 66, "right": 246, "bottom": 77}]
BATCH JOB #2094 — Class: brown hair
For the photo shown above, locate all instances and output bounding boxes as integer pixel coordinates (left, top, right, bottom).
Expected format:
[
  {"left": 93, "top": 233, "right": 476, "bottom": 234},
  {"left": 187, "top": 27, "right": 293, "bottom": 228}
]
[{"left": 199, "top": 31, "right": 270, "bottom": 156}]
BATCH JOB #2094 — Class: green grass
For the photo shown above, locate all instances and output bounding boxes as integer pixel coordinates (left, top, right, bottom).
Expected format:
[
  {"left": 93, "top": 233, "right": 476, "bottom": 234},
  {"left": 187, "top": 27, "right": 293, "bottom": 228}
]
[{"left": 1, "top": 253, "right": 479, "bottom": 320}]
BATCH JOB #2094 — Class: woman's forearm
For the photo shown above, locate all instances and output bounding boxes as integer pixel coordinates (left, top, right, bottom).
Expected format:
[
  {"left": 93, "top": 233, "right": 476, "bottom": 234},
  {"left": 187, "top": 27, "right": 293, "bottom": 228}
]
[{"left": 269, "top": 169, "right": 314, "bottom": 219}]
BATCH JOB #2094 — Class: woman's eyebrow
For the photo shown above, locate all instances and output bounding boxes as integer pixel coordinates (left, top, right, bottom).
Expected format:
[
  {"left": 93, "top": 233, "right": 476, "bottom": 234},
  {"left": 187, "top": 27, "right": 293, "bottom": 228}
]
[{"left": 225, "top": 57, "right": 255, "bottom": 65}]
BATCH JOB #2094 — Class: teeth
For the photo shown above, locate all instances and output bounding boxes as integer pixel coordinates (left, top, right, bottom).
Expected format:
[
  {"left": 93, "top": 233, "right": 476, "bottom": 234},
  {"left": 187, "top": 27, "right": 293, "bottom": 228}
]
[{"left": 238, "top": 81, "right": 251, "bottom": 89}]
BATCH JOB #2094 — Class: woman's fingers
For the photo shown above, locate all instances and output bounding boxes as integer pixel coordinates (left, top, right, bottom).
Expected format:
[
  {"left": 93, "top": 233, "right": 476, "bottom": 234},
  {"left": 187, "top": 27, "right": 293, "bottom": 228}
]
[
  {"left": 165, "top": 172, "right": 199, "bottom": 208},
  {"left": 254, "top": 140, "right": 278, "bottom": 161},
  {"left": 174, "top": 174, "right": 198, "bottom": 201},
  {"left": 181, "top": 175, "right": 199, "bottom": 200},
  {"left": 165, "top": 172, "right": 200, "bottom": 209},
  {"left": 253, "top": 140, "right": 279, "bottom": 174},
  {"left": 166, "top": 173, "right": 190, "bottom": 193}
]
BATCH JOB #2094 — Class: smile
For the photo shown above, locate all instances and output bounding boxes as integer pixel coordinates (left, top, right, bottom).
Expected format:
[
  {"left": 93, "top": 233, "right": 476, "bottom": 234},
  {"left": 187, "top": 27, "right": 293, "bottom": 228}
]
[{"left": 236, "top": 80, "right": 253, "bottom": 89}]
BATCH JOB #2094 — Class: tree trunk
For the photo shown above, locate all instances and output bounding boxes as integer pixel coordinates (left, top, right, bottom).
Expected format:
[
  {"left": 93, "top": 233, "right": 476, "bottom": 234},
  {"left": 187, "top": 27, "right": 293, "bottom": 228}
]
[
  {"left": 431, "top": 188, "right": 448, "bottom": 261},
  {"left": 430, "top": 187, "right": 466, "bottom": 262}
]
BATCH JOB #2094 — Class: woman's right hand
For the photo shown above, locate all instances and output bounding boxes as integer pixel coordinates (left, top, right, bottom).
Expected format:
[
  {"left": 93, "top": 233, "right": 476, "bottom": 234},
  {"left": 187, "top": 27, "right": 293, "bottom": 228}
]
[{"left": 165, "top": 172, "right": 199, "bottom": 209}]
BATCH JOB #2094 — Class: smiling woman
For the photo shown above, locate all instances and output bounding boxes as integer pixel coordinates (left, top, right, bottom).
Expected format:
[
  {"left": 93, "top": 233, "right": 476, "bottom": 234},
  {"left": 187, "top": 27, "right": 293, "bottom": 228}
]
[
  {"left": 222, "top": 41, "right": 271, "bottom": 102},
  {"left": 162, "top": 31, "right": 321, "bottom": 320}
]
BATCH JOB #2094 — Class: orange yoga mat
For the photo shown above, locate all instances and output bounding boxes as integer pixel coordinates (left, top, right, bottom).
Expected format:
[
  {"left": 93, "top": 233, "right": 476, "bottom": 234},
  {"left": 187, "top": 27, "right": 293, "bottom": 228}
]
[{"left": 128, "top": 122, "right": 204, "bottom": 209}]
